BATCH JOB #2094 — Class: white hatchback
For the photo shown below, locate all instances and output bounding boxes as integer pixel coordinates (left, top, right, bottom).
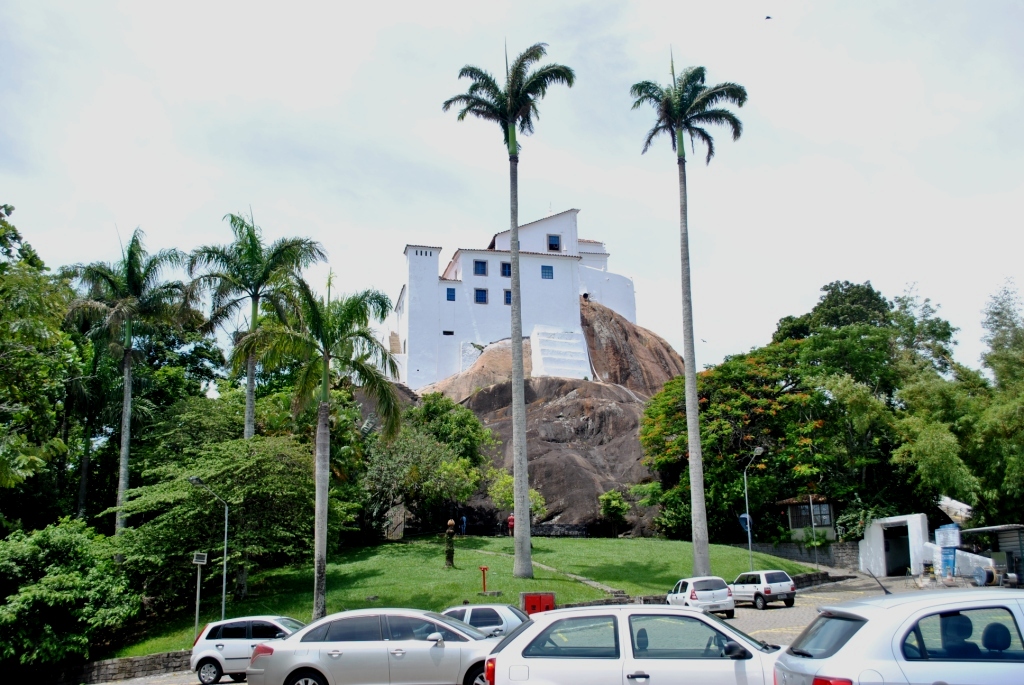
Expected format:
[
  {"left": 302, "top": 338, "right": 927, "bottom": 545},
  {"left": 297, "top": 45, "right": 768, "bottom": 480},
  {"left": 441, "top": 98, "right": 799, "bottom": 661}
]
[
  {"left": 442, "top": 604, "right": 529, "bottom": 636},
  {"left": 731, "top": 570, "right": 797, "bottom": 610},
  {"left": 667, "top": 576, "right": 735, "bottom": 618},
  {"left": 483, "top": 604, "right": 784, "bottom": 685},
  {"left": 191, "top": 615, "right": 306, "bottom": 684}
]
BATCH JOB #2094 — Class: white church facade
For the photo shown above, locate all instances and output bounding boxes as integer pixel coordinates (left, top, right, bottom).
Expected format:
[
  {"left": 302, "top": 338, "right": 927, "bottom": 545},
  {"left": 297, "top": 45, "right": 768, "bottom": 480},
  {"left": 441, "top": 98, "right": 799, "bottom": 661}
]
[{"left": 390, "top": 209, "right": 636, "bottom": 390}]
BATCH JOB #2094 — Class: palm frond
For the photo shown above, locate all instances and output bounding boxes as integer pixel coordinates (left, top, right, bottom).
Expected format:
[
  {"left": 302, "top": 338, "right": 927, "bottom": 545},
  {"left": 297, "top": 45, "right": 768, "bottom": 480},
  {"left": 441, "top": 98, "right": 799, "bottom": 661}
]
[
  {"left": 346, "top": 355, "right": 401, "bottom": 438},
  {"left": 686, "top": 108, "right": 743, "bottom": 141}
]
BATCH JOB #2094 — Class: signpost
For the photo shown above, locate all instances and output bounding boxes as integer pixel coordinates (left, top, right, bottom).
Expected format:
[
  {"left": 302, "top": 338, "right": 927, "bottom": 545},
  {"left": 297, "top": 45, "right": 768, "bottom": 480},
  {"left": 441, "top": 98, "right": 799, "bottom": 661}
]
[
  {"left": 936, "top": 523, "right": 961, "bottom": 577},
  {"left": 193, "top": 552, "right": 208, "bottom": 642}
]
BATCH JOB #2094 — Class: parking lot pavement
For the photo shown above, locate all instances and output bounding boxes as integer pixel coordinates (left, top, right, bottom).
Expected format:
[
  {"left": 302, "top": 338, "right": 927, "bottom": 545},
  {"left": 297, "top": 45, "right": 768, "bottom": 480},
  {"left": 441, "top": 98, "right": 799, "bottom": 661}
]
[
  {"left": 91, "top": 671, "right": 197, "bottom": 685},
  {"left": 729, "top": 572, "right": 919, "bottom": 646}
]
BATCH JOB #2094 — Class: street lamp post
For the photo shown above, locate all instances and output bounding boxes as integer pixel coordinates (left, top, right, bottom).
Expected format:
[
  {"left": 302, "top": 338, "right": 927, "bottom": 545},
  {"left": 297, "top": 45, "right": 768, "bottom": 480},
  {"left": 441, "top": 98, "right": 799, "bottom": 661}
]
[
  {"left": 189, "top": 476, "right": 228, "bottom": 621},
  {"left": 744, "top": 447, "right": 764, "bottom": 572}
]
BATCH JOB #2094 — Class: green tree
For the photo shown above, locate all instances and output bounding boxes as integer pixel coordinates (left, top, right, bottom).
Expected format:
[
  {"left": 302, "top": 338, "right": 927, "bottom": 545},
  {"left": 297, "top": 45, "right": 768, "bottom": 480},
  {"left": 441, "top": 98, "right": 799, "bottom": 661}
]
[
  {"left": 0, "top": 518, "right": 139, "bottom": 666},
  {"left": 188, "top": 211, "right": 326, "bottom": 439},
  {"left": 70, "top": 230, "right": 184, "bottom": 534},
  {"left": 485, "top": 467, "right": 546, "bottom": 519},
  {"left": 0, "top": 204, "right": 43, "bottom": 273},
  {"left": 443, "top": 43, "right": 574, "bottom": 578},
  {"left": 404, "top": 392, "right": 495, "bottom": 466},
  {"left": 598, "top": 489, "right": 630, "bottom": 535},
  {"left": 630, "top": 62, "right": 746, "bottom": 575},
  {"left": 237, "top": 278, "right": 399, "bottom": 619}
]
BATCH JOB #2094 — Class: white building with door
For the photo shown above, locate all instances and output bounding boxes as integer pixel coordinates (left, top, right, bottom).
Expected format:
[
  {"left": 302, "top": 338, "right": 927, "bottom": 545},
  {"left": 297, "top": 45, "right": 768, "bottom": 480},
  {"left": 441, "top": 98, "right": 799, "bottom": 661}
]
[{"left": 390, "top": 209, "right": 636, "bottom": 390}]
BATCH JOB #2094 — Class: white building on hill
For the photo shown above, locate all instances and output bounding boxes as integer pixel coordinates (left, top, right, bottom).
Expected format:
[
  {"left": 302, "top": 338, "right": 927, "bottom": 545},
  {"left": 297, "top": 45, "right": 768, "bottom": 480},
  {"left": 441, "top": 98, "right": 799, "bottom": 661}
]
[{"left": 390, "top": 209, "right": 636, "bottom": 390}]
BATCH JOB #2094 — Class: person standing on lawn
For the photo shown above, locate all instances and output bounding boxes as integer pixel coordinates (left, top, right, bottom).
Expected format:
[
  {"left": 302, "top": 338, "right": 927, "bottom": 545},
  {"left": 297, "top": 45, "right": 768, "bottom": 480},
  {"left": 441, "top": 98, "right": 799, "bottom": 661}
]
[
  {"left": 507, "top": 513, "right": 515, "bottom": 537},
  {"left": 445, "top": 519, "right": 456, "bottom": 567}
]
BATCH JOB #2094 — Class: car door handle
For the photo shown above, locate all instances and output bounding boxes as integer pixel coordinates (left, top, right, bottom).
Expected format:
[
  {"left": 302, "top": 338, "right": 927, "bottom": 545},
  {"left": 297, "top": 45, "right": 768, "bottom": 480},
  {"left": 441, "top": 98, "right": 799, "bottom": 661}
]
[
  {"left": 215, "top": 644, "right": 224, "bottom": 650},
  {"left": 627, "top": 673, "right": 650, "bottom": 680},
  {"left": 328, "top": 650, "right": 342, "bottom": 658},
  {"left": 390, "top": 649, "right": 405, "bottom": 655}
]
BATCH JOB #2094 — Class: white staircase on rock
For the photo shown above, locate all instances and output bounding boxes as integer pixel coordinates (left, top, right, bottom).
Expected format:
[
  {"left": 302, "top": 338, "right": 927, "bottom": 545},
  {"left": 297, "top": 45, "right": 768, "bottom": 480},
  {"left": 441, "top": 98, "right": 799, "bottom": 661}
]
[{"left": 530, "top": 327, "right": 592, "bottom": 380}]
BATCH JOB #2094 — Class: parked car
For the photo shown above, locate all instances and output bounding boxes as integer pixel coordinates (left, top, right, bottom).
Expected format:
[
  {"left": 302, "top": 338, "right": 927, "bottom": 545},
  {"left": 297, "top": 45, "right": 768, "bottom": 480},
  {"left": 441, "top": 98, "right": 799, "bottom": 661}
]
[
  {"left": 667, "top": 576, "right": 735, "bottom": 618},
  {"left": 441, "top": 604, "right": 528, "bottom": 636},
  {"left": 483, "top": 604, "right": 784, "bottom": 685},
  {"left": 731, "top": 570, "right": 797, "bottom": 610},
  {"left": 191, "top": 615, "right": 306, "bottom": 684},
  {"left": 246, "top": 608, "right": 499, "bottom": 685},
  {"left": 774, "top": 589, "right": 1024, "bottom": 685}
]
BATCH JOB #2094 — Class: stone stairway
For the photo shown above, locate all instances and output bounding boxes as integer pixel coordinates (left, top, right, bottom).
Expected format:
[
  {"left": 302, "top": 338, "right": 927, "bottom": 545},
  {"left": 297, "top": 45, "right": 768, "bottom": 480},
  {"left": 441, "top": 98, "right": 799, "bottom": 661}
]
[{"left": 530, "top": 327, "right": 592, "bottom": 380}]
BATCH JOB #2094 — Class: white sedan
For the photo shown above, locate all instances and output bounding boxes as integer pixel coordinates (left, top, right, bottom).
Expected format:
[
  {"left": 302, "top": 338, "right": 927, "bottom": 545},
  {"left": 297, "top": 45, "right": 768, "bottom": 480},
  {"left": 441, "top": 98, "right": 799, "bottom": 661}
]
[
  {"left": 484, "top": 604, "right": 784, "bottom": 685},
  {"left": 441, "top": 604, "right": 528, "bottom": 636},
  {"left": 774, "top": 588, "right": 1024, "bottom": 685}
]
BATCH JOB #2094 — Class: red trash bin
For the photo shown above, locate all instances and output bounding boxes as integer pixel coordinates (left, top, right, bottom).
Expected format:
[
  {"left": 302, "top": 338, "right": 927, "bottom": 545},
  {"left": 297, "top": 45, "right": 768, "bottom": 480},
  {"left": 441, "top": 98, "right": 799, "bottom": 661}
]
[{"left": 520, "top": 592, "right": 556, "bottom": 615}]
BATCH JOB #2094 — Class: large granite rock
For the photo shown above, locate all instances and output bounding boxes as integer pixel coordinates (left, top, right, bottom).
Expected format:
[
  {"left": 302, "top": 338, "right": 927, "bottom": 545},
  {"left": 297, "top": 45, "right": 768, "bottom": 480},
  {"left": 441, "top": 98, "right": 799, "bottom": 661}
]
[{"left": 423, "top": 298, "right": 685, "bottom": 527}]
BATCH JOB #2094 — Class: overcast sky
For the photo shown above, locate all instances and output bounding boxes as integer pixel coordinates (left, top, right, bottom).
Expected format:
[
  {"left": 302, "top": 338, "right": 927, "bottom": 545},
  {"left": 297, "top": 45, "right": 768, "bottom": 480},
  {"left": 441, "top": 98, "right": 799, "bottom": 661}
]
[{"left": 3, "top": 0, "right": 1023, "bottom": 372}]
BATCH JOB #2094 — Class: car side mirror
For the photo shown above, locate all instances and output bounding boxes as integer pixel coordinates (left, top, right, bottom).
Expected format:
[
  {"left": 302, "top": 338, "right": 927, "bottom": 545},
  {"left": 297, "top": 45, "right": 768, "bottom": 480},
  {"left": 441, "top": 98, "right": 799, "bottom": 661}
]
[
  {"left": 275, "top": 632, "right": 286, "bottom": 639},
  {"left": 723, "top": 641, "right": 750, "bottom": 659},
  {"left": 427, "top": 632, "right": 445, "bottom": 645}
]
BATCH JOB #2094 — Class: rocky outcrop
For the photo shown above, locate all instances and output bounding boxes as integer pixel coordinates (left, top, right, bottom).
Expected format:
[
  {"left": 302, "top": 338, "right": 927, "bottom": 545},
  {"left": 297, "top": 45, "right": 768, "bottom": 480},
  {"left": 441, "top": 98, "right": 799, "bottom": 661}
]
[
  {"left": 421, "top": 299, "right": 685, "bottom": 527},
  {"left": 580, "top": 298, "right": 685, "bottom": 399}
]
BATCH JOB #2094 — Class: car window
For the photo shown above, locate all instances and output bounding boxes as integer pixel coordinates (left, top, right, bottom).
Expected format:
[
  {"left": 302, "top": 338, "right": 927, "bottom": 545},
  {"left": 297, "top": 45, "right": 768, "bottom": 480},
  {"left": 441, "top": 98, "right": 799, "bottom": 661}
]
[
  {"left": 277, "top": 617, "right": 305, "bottom": 633},
  {"left": 426, "top": 611, "right": 486, "bottom": 640},
  {"left": 679, "top": 582, "right": 688, "bottom": 593},
  {"left": 301, "top": 623, "right": 330, "bottom": 642},
  {"left": 470, "top": 608, "right": 503, "bottom": 628},
  {"left": 446, "top": 608, "right": 466, "bottom": 622},
  {"left": 902, "top": 607, "right": 1024, "bottom": 661},
  {"left": 251, "top": 621, "right": 282, "bottom": 639},
  {"left": 509, "top": 606, "right": 529, "bottom": 623},
  {"left": 327, "top": 616, "right": 383, "bottom": 642},
  {"left": 204, "top": 625, "right": 221, "bottom": 640},
  {"left": 693, "top": 578, "right": 727, "bottom": 591},
  {"left": 766, "top": 572, "right": 791, "bottom": 584},
  {"left": 630, "top": 614, "right": 732, "bottom": 659},
  {"left": 523, "top": 615, "right": 619, "bottom": 659},
  {"left": 220, "top": 621, "right": 247, "bottom": 639},
  {"left": 739, "top": 574, "right": 756, "bottom": 584},
  {"left": 387, "top": 615, "right": 435, "bottom": 641},
  {"left": 788, "top": 613, "right": 865, "bottom": 659}
]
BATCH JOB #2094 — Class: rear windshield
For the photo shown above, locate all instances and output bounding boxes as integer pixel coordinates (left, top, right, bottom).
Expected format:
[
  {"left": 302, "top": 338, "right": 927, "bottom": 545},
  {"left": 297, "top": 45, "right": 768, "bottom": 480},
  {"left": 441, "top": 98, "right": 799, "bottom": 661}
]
[
  {"left": 766, "top": 572, "right": 791, "bottom": 584},
  {"left": 788, "top": 613, "right": 866, "bottom": 659},
  {"left": 693, "top": 578, "right": 727, "bottom": 591},
  {"left": 426, "top": 612, "right": 488, "bottom": 640}
]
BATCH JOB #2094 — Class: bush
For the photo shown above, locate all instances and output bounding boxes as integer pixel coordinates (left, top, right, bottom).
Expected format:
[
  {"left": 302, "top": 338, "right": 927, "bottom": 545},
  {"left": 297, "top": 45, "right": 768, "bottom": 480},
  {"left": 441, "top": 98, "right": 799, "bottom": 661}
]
[{"left": 0, "top": 518, "right": 139, "bottom": 666}]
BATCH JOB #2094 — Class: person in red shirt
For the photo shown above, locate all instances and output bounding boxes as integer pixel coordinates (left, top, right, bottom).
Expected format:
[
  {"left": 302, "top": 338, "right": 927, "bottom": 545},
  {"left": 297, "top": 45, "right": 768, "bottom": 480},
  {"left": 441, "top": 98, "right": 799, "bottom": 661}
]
[{"left": 507, "top": 513, "right": 515, "bottom": 537}]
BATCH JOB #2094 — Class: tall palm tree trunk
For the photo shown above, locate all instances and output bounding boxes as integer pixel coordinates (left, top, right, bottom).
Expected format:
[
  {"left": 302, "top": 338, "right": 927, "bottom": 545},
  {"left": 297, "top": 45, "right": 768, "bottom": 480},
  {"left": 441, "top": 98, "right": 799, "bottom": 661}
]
[
  {"left": 312, "top": 373, "right": 330, "bottom": 619},
  {"left": 509, "top": 145, "right": 533, "bottom": 579},
  {"left": 677, "top": 156, "right": 710, "bottom": 576},
  {"left": 76, "top": 414, "right": 92, "bottom": 518},
  {"left": 244, "top": 297, "right": 259, "bottom": 439},
  {"left": 115, "top": 342, "right": 133, "bottom": 535}
]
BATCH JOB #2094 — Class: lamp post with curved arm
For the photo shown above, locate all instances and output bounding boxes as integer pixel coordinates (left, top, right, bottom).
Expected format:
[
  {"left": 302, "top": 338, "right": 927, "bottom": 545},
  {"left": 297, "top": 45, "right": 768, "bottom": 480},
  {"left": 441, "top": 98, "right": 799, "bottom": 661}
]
[
  {"left": 744, "top": 447, "right": 764, "bottom": 572},
  {"left": 189, "top": 476, "right": 228, "bottom": 621}
]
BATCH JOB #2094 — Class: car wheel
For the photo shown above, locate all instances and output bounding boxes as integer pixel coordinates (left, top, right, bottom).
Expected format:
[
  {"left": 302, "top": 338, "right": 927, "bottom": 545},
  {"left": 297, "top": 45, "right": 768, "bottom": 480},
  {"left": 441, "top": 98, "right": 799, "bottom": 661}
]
[
  {"left": 197, "top": 659, "right": 222, "bottom": 685},
  {"left": 754, "top": 594, "right": 767, "bottom": 611},
  {"left": 464, "top": 663, "right": 487, "bottom": 685},
  {"left": 230, "top": 675, "right": 246, "bottom": 683},
  {"left": 722, "top": 610, "right": 735, "bottom": 619},
  {"left": 285, "top": 670, "right": 327, "bottom": 685},
  {"left": 784, "top": 598, "right": 795, "bottom": 607}
]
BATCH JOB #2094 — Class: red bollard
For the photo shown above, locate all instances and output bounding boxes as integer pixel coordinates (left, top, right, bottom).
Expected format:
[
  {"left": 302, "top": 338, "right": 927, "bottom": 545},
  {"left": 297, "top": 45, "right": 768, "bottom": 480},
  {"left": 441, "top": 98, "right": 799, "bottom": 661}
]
[{"left": 479, "top": 566, "right": 489, "bottom": 593}]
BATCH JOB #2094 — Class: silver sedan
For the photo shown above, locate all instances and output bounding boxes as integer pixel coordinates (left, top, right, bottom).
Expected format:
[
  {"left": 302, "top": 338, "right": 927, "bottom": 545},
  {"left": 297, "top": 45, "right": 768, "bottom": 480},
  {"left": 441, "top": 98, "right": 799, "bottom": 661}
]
[
  {"left": 246, "top": 608, "right": 499, "bottom": 685},
  {"left": 775, "top": 589, "right": 1024, "bottom": 685}
]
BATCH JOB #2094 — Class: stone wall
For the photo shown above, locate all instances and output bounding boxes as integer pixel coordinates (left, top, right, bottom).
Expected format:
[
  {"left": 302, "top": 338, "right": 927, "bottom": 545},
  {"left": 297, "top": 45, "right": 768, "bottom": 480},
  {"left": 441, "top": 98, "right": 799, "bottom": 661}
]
[
  {"left": 734, "top": 541, "right": 860, "bottom": 569},
  {"left": 531, "top": 523, "right": 588, "bottom": 537},
  {"left": 57, "top": 650, "right": 191, "bottom": 684}
]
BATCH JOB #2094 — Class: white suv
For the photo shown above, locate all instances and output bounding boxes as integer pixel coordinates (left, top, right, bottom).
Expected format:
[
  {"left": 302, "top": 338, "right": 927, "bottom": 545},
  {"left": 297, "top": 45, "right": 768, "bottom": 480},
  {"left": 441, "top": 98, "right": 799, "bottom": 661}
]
[
  {"left": 730, "top": 570, "right": 796, "bottom": 610},
  {"left": 190, "top": 615, "right": 305, "bottom": 684}
]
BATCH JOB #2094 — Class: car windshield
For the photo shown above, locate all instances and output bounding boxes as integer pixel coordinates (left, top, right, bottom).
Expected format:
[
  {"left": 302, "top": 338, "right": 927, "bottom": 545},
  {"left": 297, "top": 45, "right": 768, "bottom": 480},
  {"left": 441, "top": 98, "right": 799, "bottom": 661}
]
[
  {"left": 426, "top": 612, "right": 489, "bottom": 640},
  {"left": 704, "top": 612, "right": 777, "bottom": 652},
  {"left": 766, "top": 572, "right": 791, "bottom": 584},
  {"left": 788, "top": 612, "right": 866, "bottom": 658},
  {"left": 693, "top": 578, "right": 727, "bottom": 591},
  {"left": 277, "top": 617, "right": 306, "bottom": 633}
]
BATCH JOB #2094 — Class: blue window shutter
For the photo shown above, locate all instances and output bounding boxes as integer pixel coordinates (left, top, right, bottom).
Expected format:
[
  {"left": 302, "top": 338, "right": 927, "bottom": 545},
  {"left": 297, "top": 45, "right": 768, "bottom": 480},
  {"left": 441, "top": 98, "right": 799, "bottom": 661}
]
[
  {"left": 541, "top": 265, "right": 553, "bottom": 279},
  {"left": 446, "top": 288, "right": 455, "bottom": 301}
]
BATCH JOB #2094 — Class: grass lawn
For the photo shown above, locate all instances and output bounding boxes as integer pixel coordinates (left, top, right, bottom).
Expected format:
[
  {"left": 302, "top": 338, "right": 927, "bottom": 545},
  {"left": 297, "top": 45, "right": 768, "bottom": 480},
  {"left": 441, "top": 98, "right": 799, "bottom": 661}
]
[{"left": 115, "top": 536, "right": 810, "bottom": 658}]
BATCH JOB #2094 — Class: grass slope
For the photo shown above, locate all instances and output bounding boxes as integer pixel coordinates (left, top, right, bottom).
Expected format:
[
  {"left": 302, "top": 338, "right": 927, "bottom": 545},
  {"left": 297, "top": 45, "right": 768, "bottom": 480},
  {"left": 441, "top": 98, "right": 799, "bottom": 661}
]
[{"left": 116, "top": 537, "right": 810, "bottom": 658}]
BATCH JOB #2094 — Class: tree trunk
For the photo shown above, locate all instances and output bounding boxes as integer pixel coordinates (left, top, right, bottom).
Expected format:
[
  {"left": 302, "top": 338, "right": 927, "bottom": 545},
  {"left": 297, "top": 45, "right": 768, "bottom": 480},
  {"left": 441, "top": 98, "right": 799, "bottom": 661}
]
[
  {"left": 76, "top": 414, "right": 91, "bottom": 519},
  {"left": 509, "top": 148, "right": 533, "bottom": 578},
  {"left": 312, "top": 400, "right": 330, "bottom": 619},
  {"left": 244, "top": 296, "right": 258, "bottom": 439},
  {"left": 115, "top": 346, "right": 133, "bottom": 535},
  {"left": 677, "top": 157, "right": 710, "bottom": 576}
]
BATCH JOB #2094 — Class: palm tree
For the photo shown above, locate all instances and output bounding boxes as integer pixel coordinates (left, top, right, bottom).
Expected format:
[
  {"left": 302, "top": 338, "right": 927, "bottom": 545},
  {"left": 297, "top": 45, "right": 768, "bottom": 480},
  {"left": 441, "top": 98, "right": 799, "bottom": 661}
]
[
  {"left": 188, "top": 211, "right": 326, "bottom": 439},
  {"left": 630, "top": 62, "right": 746, "bottom": 576},
  {"left": 70, "top": 229, "right": 184, "bottom": 534},
  {"left": 443, "top": 42, "right": 574, "bottom": 578},
  {"left": 236, "top": 276, "right": 400, "bottom": 619}
]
